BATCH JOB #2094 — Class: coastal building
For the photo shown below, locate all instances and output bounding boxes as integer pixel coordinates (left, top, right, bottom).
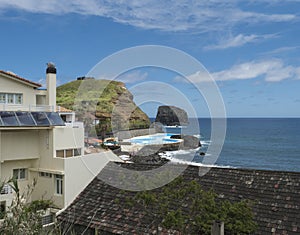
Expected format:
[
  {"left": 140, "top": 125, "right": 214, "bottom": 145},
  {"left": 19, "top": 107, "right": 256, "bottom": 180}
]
[
  {"left": 57, "top": 162, "right": 300, "bottom": 234},
  {"left": 0, "top": 64, "right": 121, "bottom": 221}
]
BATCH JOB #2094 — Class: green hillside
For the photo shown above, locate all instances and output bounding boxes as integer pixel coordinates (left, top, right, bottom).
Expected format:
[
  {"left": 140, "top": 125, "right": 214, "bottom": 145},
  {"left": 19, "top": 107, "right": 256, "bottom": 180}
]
[{"left": 56, "top": 79, "right": 150, "bottom": 133}]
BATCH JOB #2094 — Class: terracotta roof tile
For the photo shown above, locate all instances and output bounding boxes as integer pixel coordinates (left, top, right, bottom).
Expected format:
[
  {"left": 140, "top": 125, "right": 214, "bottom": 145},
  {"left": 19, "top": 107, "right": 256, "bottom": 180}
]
[
  {"left": 56, "top": 106, "right": 73, "bottom": 113},
  {"left": 0, "top": 70, "right": 41, "bottom": 87}
]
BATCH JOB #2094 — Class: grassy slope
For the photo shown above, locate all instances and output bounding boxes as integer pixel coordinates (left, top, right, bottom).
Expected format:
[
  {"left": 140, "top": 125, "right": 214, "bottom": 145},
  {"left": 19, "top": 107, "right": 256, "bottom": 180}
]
[{"left": 56, "top": 79, "right": 150, "bottom": 130}]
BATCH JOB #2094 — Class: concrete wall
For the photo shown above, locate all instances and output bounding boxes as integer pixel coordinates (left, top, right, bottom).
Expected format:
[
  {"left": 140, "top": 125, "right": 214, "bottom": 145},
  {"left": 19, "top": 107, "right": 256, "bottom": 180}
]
[
  {"left": 0, "top": 130, "right": 40, "bottom": 161},
  {"left": 0, "top": 159, "right": 37, "bottom": 196},
  {"left": 64, "top": 151, "right": 122, "bottom": 207},
  {"left": 31, "top": 171, "right": 64, "bottom": 209},
  {"left": 37, "top": 129, "right": 64, "bottom": 172},
  {"left": 54, "top": 127, "right": 84, "bottom": 152}
]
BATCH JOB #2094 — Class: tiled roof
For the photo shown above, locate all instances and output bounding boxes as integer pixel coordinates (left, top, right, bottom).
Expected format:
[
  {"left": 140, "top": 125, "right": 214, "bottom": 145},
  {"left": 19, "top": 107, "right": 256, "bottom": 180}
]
[
  {"left": 57, "top": 106, "right": 73, "bottom": 113},
  {"left": 0, "top": 70, "right": 41, "bottom": 88},
  {"left": 57, "top": 162, "right": 300, "bottom": 234}
]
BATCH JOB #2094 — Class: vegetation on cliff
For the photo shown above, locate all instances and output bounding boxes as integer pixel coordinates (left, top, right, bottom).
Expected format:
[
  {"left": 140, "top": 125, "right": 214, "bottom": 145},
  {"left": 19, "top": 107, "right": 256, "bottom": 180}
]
[{"left": 56, "top": 79, "right": 150, "bottom": 134}]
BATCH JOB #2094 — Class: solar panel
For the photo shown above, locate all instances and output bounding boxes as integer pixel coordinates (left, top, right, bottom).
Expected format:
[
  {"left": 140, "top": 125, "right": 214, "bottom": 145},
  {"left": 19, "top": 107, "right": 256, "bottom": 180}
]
[
  {"left": 46, "top": 112, "right": 65, "bottom": 126},
  {"left": 16, "top": 112, "right": 36, "bottom": 126},
  {"left": 0, "top": 111, "right": 65, "bottom": 127},
  {"left": 0, "top": 112, "right": 19, "bottom": 126},
  {"left": 31, "top": 112, "right": 51, "bottom": 126}
]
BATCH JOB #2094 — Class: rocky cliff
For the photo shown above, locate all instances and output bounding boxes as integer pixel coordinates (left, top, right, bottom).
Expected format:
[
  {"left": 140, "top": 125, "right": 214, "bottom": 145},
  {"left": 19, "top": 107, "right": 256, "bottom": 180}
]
[
  {"left": 155, "top": 105, "right": 189, "bottom": 126},
  {"left": 56, "top": 79, "right": 150, "bottom": 132}
]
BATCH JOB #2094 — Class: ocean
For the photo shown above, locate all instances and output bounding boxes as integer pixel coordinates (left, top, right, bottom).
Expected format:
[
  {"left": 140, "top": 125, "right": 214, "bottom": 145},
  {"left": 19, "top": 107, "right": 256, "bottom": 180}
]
[{"left": 162, "top": 118, "right": 300, "bottom": 172}]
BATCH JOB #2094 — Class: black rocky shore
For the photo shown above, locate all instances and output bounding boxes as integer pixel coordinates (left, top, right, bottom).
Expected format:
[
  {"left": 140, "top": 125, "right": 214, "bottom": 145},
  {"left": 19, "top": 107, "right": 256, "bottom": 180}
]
[
  {"left": 113, "top": 134, "right": 201, "bottom": 165},
  {"left": 113, "top": 105, "right": 203, "bottom": 164}
]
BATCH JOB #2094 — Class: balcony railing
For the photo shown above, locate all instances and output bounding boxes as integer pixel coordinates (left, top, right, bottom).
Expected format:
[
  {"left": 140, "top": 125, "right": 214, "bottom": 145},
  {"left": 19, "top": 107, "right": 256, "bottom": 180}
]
[
  {"left": 65, "top": 122, "right": 84, "bottom": 128},
  {"left": 0, "top": 104, "right": 60, "bottom": 112},
  {"left": 0, "top": 184, "right": 13, "bottom": 195}
]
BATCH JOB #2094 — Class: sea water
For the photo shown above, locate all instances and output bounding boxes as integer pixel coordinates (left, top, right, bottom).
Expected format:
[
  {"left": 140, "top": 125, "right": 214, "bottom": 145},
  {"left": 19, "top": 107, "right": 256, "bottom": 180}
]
[{"left": 158, "top": 118, "right": 300, "bottom": 172}]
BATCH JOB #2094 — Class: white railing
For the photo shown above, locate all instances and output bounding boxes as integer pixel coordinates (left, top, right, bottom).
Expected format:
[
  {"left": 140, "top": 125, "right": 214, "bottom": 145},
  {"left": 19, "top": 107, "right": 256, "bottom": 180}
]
[
  {"left": 65, "top": 122, "right": 84, "bottom": 128},
  {"left": 0, "top": 184, "right": 13, "bottom": 195},
  {"left": 0, "top": 104, "right": 60, "bottom": 112}
]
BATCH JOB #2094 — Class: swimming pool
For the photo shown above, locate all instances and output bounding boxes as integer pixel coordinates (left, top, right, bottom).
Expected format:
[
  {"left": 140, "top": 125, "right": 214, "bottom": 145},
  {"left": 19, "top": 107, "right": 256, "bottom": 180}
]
[{"left": 129, "top": 134, "right": 182, "bottom": 145}]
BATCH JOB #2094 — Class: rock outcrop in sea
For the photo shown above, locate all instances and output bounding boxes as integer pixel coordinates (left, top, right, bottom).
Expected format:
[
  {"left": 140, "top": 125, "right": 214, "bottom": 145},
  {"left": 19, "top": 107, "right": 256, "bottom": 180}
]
[{"left": 155, "top": 106, "right": 189, "bottom": 126}]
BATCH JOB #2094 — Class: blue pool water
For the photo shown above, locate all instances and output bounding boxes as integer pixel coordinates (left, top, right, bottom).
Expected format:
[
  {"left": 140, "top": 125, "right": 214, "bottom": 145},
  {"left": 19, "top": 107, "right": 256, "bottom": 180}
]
[{"left": 129, "top": 134, "right": 181, "bottom": 144}]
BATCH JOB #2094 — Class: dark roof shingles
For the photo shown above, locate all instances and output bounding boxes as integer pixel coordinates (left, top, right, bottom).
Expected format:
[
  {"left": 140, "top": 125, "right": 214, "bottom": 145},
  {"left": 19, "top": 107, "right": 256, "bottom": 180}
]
[{"left": 57, "top": 163, "right": 300, "bottom": 234}]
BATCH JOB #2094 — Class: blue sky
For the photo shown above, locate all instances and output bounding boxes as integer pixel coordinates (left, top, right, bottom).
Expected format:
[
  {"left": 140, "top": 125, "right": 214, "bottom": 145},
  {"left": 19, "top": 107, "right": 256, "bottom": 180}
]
[{"left": 0, "top": 1, "right": 299, "bottom": 117}]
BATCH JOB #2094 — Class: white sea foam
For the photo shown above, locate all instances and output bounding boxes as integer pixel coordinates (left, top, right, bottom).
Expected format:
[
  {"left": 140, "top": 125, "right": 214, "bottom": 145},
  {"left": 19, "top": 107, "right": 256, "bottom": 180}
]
[
  {"left": 201, "top": 140, "right": 211, "bottom": 146},
  {"left": 119, "top": 155, "right": 131, "bottom": 161},
  {"left": 193, "top": 134, "right": 202, "bottom": 138},
  {"left": 160, "top": 149, "right": 232, "bottom": 169},
  {"left": 161, "top": 155, "right": 232, "bottom": 168}
]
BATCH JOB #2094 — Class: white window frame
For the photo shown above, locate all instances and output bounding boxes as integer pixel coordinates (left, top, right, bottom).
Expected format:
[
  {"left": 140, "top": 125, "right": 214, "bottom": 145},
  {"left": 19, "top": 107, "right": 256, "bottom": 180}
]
[
  {"left": 39, "top": 172, "right": 52, "bottom": 178},
  {"left": 0, "top": 93, "right": 23, "bottom": 105},
  {"left": 13, "top": 168, "right": 27, "bottom": 180},
  {"left": 0, "top": 93, "right": 5, "bottom": 104},
  {"left": 7, "top": 94, "right": 14, "bottom": 104},
  {"left": 55, "top": 175, "right": 63, "bottom": 195},
  {"left": 56, "top": 148, "right": 82, "bottom": 158},
  {"left": 15, "top": 94, "right": 23, "bottom": 104}
]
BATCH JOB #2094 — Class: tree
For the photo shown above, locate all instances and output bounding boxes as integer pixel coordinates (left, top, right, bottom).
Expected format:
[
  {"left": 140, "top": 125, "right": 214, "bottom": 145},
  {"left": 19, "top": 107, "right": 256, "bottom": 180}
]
[
  {"left": 0, "top": 178, "right": 53, "bottom": 235},
  {"left": 132, "top": 176, "right": 257, "bottom": 234}
]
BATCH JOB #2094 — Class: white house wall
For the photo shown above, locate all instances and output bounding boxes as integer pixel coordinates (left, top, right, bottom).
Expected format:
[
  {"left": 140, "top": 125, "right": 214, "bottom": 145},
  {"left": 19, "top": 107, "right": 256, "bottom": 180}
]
[
  {"left": 1, "top": 130, "right": 40, "bottom": 161},
  {"left": 30, "top": 171, "right": 64, "bottom": 209},
  {"left": 0, "top": 75, "right": 37, "bottom": 106},
  {"left": 37, "top": 129, "right": 64, "bottom": 172},
  {"left": 0, "top": 159, "right": 37, "bottom": 195},
  {"left": 54, "top": 127, "right": 84, "bottom": 151},
  {"left": 63, "top": 151, "right": 123, "bottom": 207}
]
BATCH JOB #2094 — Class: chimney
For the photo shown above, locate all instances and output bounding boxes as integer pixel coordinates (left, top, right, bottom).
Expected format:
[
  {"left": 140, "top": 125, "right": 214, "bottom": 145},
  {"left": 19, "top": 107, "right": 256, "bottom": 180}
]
[
  {"left": 46, "top": 62, "right": 57, "bottom": 111},
  {"left": 211, "top": 221, "right": 224, "bottom": 235}
]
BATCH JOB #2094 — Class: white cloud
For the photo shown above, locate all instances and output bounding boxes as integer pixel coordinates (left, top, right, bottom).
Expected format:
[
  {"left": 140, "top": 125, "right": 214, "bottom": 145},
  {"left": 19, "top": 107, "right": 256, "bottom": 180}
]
[
  {"left": 205, "top": 34, "right": 277, "bottom": 50},
  {"left": 262, "top": 46, "right": 300, "bottom": 55},
  {"left": 185, "top": 59, "right": 300, "bottom": 83},
  {"left": 0, "top": 0, "right": 297, "bottom": 32}
]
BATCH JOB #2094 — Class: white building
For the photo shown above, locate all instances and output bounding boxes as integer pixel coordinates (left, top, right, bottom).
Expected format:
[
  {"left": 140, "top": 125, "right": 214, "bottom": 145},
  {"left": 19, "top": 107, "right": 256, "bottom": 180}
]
[{"left": 0, "top": 64, "right": 121, "bottom": 219}]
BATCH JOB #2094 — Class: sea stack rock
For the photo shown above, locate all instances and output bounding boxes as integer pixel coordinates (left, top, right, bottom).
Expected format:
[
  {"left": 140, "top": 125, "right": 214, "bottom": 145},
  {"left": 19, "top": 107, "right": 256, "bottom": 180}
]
[{"left": 155, "top": 106, "right": 189, "bottom": 126}]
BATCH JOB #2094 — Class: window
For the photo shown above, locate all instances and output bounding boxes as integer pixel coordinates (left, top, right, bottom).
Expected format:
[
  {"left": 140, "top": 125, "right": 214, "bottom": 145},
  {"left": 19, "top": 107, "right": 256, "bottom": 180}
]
[
  {"left": 13, "top": 168, "right": 27, "bottom": 180},
  {"left": 41, "top": 213, "right": 55, "bottom": 225},
  {"left": 0, "top": 93, "right": 23, "bottom": 104},
  {"left": 56, "top": 148, "right": 82, "bottom": 158},
  {"left": 56, "top": 150, "right": 65, "bottom": 158},
  {"left": 39, "top": 172, "right": 52, "bottom": 178},
  {"left": 7, "top": 94, "right": 14, "bottom": 104},
  {"left": 0, "top": 184, "right": 13, "bottom": 195},
  {"left": 0, "top": 201, "right": 5, "bottom": 219},
  {"left": 15, "top": 94, "right": 22, "bottom": 104},
  {"left": 65, "top": 149, "right": 73, "bottom": 158},
  {"left": 55, "top": 175, "right": 63, "bottom": 195},
  {"left": 0, "top": 93, "right": 5, "bottom": 103},
  {"left": 74, "top": 148, "right": 81, "bottom": 156}
]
